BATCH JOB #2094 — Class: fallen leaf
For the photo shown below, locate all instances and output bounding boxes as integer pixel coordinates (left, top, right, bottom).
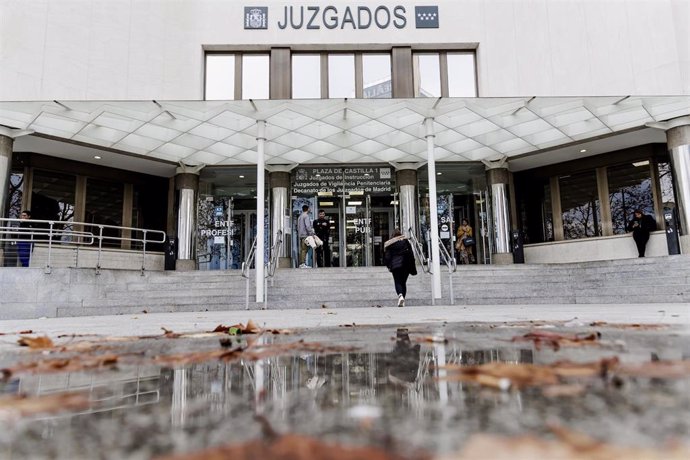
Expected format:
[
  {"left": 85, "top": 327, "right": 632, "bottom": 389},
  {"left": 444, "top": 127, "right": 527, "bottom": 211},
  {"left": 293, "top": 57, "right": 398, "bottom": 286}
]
[
  {"left": 441, "top": 432, "right": 690, "bottom": 460},
  {"left": 1, "top": 354, "right": 119, "bottom": 378},
  {"left": 156, "top": 433, "right": 427, "bottom": 460},
  {"left": 161, "top": 327, "right": 181, "bottom": 338},
  {"left": 512, "top": 331, "right": 601, "bottom": 351},
  {"left": 441, "top": 358, "right": 618, "bottom": 390},
  {"left": 17, "top": 336, "right": 54, "bottom": 349},
  {"left": 0, "top": 392, "right": 90, "bottom": 420}
]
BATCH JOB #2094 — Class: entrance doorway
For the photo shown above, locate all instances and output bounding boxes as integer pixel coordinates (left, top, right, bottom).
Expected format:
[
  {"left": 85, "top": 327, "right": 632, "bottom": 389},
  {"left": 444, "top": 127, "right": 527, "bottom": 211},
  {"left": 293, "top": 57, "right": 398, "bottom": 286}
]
[
  {"left": 294, "top": 193, "right": 395, "bottom": 268},
  {"left": 197, "top": 196, "right": 256, "bottom": 270}
]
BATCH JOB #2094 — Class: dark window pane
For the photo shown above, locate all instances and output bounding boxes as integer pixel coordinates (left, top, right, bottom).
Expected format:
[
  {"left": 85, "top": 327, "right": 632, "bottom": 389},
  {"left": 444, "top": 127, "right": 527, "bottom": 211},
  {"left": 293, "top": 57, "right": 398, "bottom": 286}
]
[
  {"left": 560, "top": 170, "right": 601, "bottom": 239},
  {"left": 607, "top": 162, "right": 654, "bottom": 235},
  {"left": 31, "top": 169, "right": 76, "bottom": 242},
  {"left": 86, "top": 178, "right": 124, "bottom": 247}
]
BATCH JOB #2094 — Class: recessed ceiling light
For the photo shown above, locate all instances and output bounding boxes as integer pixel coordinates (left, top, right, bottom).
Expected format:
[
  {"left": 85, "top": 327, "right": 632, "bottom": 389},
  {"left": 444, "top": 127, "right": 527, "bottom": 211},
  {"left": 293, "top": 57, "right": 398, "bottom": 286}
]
[
  {"left": 437, "top": 172, "right": 442, "bottom": 175},
  {"left": 632, "top": 160, "right": 650, "bottom": 167},
  {"left": 94, "top": 155, "right": 101, "bottom": 159},
  {"left": 580, "top": 149, "right": 587, "bottom": 153},
  {"left": 239, "top": 175, "right": 245, "bottom": 178},
  {"left": 315, "top": 174, "right": 321, "bottom": 177}
]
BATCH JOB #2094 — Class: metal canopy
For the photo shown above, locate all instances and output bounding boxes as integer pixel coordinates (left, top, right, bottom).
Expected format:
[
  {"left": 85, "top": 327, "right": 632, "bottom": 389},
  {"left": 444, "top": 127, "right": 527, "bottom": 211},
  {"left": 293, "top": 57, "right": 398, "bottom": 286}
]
[{"left": 1, "top": 96, "right": 689, "bottom": 168}]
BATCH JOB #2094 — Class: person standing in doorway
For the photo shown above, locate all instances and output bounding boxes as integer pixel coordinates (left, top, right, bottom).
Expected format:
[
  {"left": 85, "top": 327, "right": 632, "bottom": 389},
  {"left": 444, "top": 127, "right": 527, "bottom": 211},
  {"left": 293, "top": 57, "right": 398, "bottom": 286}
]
[
  {"left": 297, "top": 204, "right": 315, "bottom": 268},
  {"left": 384, "top": 229, "right": 417, "bottom": 307},
  {"left": 313, "top": 210, "right": 331, "bottom": 267},
  {"left": 627, "top": 208, "right": 656, "bottom": 257},
  {"left": 455, "top": 218, "right": 475, "bottom": 264},
  {"left": 16, "top": 210, "right": 33, "bottom": 267}
]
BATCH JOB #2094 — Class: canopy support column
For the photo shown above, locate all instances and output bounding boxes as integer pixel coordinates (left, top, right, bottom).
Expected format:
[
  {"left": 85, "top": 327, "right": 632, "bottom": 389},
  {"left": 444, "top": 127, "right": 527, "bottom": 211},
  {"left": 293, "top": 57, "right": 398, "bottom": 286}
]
[
  {"left": 256, "top": 120, "right": 266, "bottom": 303},
  {"left": 425, "top": 118, "right": 442, "bottom": 299}
]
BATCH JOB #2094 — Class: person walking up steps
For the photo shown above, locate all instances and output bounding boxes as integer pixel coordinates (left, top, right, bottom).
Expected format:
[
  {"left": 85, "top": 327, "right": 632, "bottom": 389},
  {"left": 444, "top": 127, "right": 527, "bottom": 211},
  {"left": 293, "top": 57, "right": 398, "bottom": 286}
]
[{"left": 383, "top": 229, "right": 417, "bottom": 307}]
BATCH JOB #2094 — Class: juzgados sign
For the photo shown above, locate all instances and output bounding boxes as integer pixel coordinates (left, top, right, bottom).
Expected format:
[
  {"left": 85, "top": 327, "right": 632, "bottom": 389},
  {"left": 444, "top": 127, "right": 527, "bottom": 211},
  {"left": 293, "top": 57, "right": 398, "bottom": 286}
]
[{"left": 244, "top": 5, "right": 439, "bottom": 30}]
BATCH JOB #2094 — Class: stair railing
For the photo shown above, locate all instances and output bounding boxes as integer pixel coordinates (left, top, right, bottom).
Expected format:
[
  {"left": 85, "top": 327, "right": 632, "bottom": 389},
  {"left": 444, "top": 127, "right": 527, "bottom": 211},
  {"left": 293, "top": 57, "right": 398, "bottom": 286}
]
[
  {"left": 0, "top": 217, "right": 165, "bottom": 274},
  {"left": 408, "top": 227, "right": 435, "bottom": 305},
  {"left": 407, "top": 228, "right": 430, "bottom": 274},
  {"left": 263, "top": 230, "right": 283, "bottom": 307},
  {"left": 241, "top": 235, "right": 258, "bottom": 310},
  {"left": 438, "top": 241, "right": 457, "bottom": 305}
]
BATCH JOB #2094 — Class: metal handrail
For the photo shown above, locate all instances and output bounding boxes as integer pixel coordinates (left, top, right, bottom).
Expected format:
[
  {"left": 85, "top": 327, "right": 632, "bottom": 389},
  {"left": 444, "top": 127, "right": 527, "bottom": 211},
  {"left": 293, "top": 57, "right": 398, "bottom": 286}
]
[
  {"left": 438, "top": 241, "right": 457, "bottom": 305},
  {"left": 407, "top": 228, "right": 430, "bottom": 274},
  {"left": 439, "top": 241, "right": 457, "bottom": 273},
  {"left": 241, "top": 236, "right": 258, "bottom": 310},
  {"left": 266, "top": 230, "right": 282, "bottom": 279},
  {"left": 0, "top": 217, "right": 166, "bottom": 274},
  {"left": 241, "top": 236, "right": 257, "bottom": 279}
]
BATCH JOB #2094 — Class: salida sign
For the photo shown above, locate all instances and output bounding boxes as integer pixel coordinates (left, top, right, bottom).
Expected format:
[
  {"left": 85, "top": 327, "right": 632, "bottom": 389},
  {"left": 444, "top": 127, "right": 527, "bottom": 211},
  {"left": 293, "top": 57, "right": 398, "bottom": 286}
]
[{"left": 244, "top": 5, "right": 439, "bottom": 30}]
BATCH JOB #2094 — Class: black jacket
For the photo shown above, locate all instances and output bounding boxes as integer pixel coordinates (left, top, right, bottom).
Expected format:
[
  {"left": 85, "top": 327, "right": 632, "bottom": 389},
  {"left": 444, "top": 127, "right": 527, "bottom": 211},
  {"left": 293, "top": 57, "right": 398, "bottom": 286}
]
[
  {"left": 383, "top": 236, "right": 417, "bottom": 275},
  {"left": 627, "top": 213, "right": 656, "bottom": 239},
  {"left": 313, "top": 218, "right": 330, "bottom": 242}
]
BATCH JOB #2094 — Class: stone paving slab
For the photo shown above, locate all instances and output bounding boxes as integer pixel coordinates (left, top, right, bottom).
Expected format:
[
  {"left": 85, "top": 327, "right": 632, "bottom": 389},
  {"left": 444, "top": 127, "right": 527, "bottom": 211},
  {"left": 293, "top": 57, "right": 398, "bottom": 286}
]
[{"left": 0, "top": 303, "right": 687, "bottom": 344}]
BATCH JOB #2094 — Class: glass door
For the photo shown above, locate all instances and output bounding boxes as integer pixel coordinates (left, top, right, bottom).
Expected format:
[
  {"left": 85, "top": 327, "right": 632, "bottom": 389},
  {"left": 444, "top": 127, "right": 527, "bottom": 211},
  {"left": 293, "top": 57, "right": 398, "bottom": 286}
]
[{"left": 344, "top": 193, "right": 370, "bottom": 267}]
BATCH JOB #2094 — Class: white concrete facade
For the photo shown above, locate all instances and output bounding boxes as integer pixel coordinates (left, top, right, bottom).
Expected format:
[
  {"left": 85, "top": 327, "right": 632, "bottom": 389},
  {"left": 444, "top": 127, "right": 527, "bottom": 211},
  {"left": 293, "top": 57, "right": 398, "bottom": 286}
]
[{"left": 1, "top": 0, "right": 688, "bottom": 101}]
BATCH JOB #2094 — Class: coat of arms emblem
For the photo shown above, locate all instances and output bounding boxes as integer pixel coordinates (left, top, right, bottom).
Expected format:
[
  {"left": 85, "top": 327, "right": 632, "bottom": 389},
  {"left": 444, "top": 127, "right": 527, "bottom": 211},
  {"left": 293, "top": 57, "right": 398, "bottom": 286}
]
[{"left": 244, "top": 7, "right": 267, "bottom": 29}]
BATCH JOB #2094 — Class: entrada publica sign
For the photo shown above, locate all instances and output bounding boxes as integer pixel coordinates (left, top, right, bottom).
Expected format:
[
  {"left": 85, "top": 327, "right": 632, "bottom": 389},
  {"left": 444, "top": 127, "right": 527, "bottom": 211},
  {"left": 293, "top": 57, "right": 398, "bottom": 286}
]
[{"left": 244, "top": 5, "right": 439, "bottom": 30}]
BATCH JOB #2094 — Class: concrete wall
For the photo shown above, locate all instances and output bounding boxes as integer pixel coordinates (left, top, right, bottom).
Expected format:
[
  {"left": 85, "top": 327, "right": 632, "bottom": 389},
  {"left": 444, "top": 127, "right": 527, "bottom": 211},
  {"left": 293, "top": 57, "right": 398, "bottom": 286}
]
[
  {"left": 524, "top": 231, "right": 669, "bottom": 264},
  {"left": 1, "top": 0, "right": 688, "bottom": 101}
]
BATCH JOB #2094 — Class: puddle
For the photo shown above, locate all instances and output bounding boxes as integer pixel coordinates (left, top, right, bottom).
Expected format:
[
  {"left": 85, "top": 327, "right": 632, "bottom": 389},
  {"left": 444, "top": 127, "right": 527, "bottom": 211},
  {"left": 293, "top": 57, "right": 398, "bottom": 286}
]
[{"left": 0, "top": 323, "right": 689, "bottom": 459}]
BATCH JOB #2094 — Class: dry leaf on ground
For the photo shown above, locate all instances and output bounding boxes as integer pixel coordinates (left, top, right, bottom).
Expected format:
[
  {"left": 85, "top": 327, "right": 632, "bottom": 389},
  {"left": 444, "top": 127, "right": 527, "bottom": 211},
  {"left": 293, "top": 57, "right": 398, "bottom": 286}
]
[
  {"left": 441, "top": 432, "right": 690, "bottom": 460},
  {"left": 1, "top": 354, "right": 119, "bottom": 378},
  {"left": 17, "top": 336, "right": 54, "bottom": 349},
  {"left": 0, "top": 392, "right": 90, "bottom": 419},
  {"left": 156, "top": 433, "right": 428, "bottom": 460},
  {"left": 441, "top": 358, "right": 619, "bottom": 390},
  {"left": 512, "top": 330, "right": 601, "bottom": 350}
]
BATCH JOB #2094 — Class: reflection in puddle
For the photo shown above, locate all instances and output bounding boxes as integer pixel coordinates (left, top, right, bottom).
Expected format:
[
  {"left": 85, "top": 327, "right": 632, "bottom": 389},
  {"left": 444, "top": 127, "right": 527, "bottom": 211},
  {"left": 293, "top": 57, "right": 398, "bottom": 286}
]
[{"left": 1, "top": 324, "right": 689, "bottom": 459}]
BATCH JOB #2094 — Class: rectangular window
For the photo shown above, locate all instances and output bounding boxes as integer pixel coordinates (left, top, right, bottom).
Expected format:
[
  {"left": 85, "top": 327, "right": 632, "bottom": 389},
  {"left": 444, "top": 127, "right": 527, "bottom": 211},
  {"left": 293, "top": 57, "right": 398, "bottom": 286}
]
[
  {"left": 205, "top": 54, "right": 235, "bottom": 100},
  {"left": 607, "top": 162, "right": 654, "bottom": 235},
  {"left": 86, "top": 178, "right": 124, "bottom": 247},
  {"left": 362, "top": 53, "right": 391, "bottom": 99},
  {"left": 8, "top": 169, "right": 23, "bottom": 219},
  {"left": 242, "top": 54, "right": 270, "bottom": 100},
  {"left": 32, "top": 170, "right": 76, "bottom": 242},
  {"left": 292, "top": 54, "right": 321, "bottom": 99},
  {"left": 413, "top": 53, "right": 441, "bottom": 97},
  {"left": 559, "top": 170, "right": 602, "bottom": 240},
  {"left": 328, "top": 53, "right": 355, "bottom": 98},
  {"left": 447, "top": 52, "right": 477, "bottom": 97}
]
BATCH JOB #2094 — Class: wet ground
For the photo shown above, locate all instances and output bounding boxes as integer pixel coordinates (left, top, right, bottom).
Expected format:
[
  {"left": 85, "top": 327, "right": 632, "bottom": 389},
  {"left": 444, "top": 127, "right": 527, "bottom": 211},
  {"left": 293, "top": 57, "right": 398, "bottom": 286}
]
[{"left": 0, "top": 320, "right": 689, "bottom": 459}]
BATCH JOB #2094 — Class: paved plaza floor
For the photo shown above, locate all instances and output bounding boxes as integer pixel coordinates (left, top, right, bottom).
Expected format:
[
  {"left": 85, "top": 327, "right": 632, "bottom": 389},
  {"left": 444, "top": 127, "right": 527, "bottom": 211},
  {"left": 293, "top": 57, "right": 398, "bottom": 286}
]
[{"left": 0, "top": 303, "right": 688, "bottom": 341}]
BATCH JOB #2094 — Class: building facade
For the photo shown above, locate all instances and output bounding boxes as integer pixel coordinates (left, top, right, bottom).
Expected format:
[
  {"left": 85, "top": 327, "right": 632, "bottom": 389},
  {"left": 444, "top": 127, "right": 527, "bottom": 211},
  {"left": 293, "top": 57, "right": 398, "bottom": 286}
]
[{"left": 1, "top": 1, "right": 689, "bottom": 298}]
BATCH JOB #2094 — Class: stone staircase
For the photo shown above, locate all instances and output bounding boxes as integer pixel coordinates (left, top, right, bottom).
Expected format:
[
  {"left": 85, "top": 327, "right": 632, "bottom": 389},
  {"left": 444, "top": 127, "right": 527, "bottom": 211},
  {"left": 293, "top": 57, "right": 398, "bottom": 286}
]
[{"left": 0, "top": 255, "right": 688, "bottom": 319}]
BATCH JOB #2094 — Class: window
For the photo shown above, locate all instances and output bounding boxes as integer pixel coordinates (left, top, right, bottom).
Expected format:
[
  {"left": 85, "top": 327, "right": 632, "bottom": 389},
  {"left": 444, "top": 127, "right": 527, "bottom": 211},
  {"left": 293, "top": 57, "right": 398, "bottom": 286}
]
[
  {"left": 292, "top": 54, "right": 321, "bottom": 99},
  {"left": 31, "top": 170, "right": 76, "bottom": 242},
  {"left": 205, "top": 49, "right": 476, "bottom": 100},
  {"left": 86, "top": 178, "right": 124, "bottom": 247},
  {"left": 328, "top": 54, "right": 355, "bottom": 98},
  {"left": 560, "top": 170, "right": 601, "bottom": 239},
  {"left": 447, "top": 52, "right": 477, "bottom": 97},
  {"left": 242, "top": 54, "right": 269, "bottom": 99},
  {"left": 413, "top": 53, "right": 441, "bottom": 97},
  {"left": 7, "top": 168, "right": 23, "bottom": 219},
  {"left": 205, "top": 54, "right": 235, "bottom": 100},
  {"left": 362, "top": 53, "right": 391, "bottom": 99},
  {"left": 607, "top": 162, "right": 654, "bottom": 235}
]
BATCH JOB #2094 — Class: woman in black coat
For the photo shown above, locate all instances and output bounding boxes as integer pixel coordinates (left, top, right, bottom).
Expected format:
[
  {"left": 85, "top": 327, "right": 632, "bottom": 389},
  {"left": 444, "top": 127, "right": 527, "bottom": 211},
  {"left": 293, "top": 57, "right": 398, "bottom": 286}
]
[
  {"left": 383, "top": 229, "right": 417, "bottom": 307},
  {"left": 626, "top": 208, "right": 656, "bottom": 257}
]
